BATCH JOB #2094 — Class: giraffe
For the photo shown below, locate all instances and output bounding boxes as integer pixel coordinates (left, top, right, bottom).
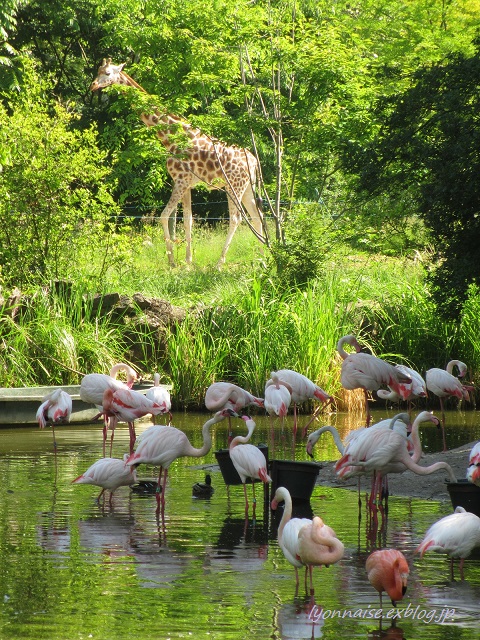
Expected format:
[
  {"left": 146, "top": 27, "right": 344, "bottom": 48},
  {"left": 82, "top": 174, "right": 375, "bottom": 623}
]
[{"left": 90, "top": 58, "right": 265, "bottom": 267}]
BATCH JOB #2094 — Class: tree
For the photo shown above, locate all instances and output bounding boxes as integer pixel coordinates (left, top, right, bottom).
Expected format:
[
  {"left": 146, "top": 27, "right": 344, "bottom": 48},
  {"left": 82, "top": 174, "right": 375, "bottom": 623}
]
[
  {"left": 343, "top": 38, "right": 480, "bottom": 316},
  {"left": 0, "top": 66, "right": 125, "bottom": 287}
]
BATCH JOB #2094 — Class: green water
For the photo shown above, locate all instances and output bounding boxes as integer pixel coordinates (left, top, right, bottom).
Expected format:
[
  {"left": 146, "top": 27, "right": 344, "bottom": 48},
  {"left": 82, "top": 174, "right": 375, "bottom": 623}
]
[{"left": 0, "top": 410, "right": 479, "bottom": 640}]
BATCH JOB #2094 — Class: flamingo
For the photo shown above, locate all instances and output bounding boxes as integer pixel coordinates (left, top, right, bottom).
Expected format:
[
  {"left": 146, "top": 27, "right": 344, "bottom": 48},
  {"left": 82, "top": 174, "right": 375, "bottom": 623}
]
[
  {"left": 264, "top": 372, "right": 292, "bottom": 419},
  {"left": 145, "top": 372, "right": 172, "bottom": 423},
  {"left": 306, "top": 413, "right": 411, "bottom": 458},
  {"left": 72, "top": 454, "right": 137, "bottom": 504},
  {"left": 466, "top": 442, "right": 480, "bottom": 486},
  {"left": 366, "top": 549, "right": 409, "bottom": 607},
  {"left": 229, "top": 415, "right": 271, "bottom": 517},
  {"left": 377, "top": 364, "right": 427, "bottom": 408},
  {"left": 192, "top": 474, "right": 214, "bottom": 498},
  {"left": 297, "top": 516, "right": 344, "bottom": 593},
  {"left": 266, "top": 369, "right": 332, "bottom": 438},
  {"left": 102, "top": 387, "right": 168, "bottom": 456},
  {"left": 337, "top": 335, "right": 412, "bottom": 426},
  {"left": 335, "top": 412, "right": 455, "bottom": 510},
  {"left": 416, "top": 506, "right": 480, "bottom": 579},
  {"left": 126, "top": 409, "right": 233, "bottom": 516},
  {"left": 426, "top": 360, "right": 472, "bottom": 451},
  {"left": 338, "top": 413, "right": 457, "bottom": 484},
  {"left": 205, "top": 381, "right": 264, "bottom": 441},
  {"left": 36, "top": 388, "right": 73, "bottom": 448},
  {"left": 271, "top": 486, "right": 313, "bottom": 591},
  {"left": 80, "top": 362, "right": 138, "bottom": 408}
]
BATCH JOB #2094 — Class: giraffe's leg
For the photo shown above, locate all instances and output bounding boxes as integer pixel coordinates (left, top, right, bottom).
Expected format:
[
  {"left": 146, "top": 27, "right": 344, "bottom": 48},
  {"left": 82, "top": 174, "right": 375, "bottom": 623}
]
[
  {"left": 160, "top": 181, "right": 190, "bottom": 267},
  {"left": 217, "top": 190, "right": 241, "bottom": 267},
  {"left": 241, "top": 182, "right": 265, "bottom": 247},
  {"left": 182, "top": 189, "right": 193, "bottom": 264}
]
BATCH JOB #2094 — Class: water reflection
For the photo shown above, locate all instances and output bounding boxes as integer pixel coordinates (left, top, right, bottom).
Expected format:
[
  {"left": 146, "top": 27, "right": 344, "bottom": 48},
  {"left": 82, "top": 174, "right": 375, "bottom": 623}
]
[{"left": 0, "top": 409, "right": 480, "bottom": 639}]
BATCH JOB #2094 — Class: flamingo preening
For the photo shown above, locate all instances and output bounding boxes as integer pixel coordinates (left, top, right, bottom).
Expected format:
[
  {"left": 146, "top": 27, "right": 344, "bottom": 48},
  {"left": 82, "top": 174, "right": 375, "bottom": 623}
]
[
  {"left": 466, "top": 441, "right": 480, "bottom": 486},
  {"left": 337, "top": 335, "right": 412, "bottom": 426},
  {"left": 102, "top": 387, "right": 167, "bottom": 456},
  {"left": 36, "top": 388, "right": 73, "bottom": 448},
  {"left": 265, "top": 369, "right": 332, "bottom": 438},
  {"left": 145, "top": 372, "right": 172, "bottom": 423}
]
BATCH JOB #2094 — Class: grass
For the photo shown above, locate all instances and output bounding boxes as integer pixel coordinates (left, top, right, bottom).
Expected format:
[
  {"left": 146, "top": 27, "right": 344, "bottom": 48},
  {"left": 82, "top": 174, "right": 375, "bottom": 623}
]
[{"left": 1, "top": 222, "right": 479, "bottom": 410}]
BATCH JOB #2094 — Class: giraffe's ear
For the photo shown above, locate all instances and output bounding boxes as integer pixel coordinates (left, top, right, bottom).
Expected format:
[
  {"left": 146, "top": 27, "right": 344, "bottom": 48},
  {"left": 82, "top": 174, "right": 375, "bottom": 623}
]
[{"left": 119, "top": 62, "right": 126, "bottom": 71}]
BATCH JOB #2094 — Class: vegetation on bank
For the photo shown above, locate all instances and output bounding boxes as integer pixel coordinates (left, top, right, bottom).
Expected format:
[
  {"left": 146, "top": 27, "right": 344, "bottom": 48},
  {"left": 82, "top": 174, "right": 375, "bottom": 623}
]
[{"left": 1, "top": 225, "right": 478, "bottom": 411}]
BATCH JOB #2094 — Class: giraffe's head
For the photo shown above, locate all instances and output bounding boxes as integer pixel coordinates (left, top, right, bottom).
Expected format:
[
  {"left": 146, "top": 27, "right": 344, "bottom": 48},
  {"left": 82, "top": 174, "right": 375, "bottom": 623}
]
[{"left": 90, "top": 58, "right": 126, "bottom": 92}]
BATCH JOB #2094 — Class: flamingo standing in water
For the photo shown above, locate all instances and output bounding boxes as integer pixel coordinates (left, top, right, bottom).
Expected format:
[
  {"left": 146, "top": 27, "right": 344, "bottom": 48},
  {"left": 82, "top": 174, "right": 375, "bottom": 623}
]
[
  {"left": 377, "top": 364, "right": 427, "bottom": 409},
  {"left": 266, "top": 369, "right": 332, "bottom": 438},
  {"left": 102, "top": 387, "right": 167, "bottom": 456},
  {"left": 416, "top": 506, "right": 480, "bottom": 580},
  {"left": 366, "top": 549, "right": 409, "bottom": 607},
  {"left": 145, "top": 372, "right": 172, "bottom": 423},
  {"left": 467, "top": 442, "right": 480, "bottom": 486},
  {"left": 36, "top": 388, "right": 73, "bottom": 448},
  {"left": 337, "top": 335, "right": 412, "bottom": 426},
  {"left": 297, "top": 516, "right": 344, "bottom": 593},
  {"left": 229, "top": 415, "right": 271, "bottom": 517},
  {"left": 126, "top": 409, "right": 233, "bottom": 517},
  {"left": 205, "top": 382, "right": 264, "bottom": 441},
  {"left": 72, "top": 454, "right": 137, "bottom": 504},
  {"left": 426, "top": 360, "right": 472, "bottom": 451},
  {"left": 271, "top": 486, "right": 313, "bottom": 591}
]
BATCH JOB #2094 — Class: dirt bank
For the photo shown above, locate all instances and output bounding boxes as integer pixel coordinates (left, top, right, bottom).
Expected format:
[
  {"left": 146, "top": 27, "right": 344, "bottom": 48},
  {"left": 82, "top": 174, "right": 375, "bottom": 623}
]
[{"left": 314, "top": 441, "right": 477, "bottom": 502}]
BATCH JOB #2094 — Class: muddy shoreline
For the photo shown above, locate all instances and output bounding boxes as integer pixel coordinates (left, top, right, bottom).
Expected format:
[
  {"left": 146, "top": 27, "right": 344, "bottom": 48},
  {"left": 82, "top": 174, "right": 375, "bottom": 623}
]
[{"left": 313, "top": 441, "right": 477, "bottom": 502}]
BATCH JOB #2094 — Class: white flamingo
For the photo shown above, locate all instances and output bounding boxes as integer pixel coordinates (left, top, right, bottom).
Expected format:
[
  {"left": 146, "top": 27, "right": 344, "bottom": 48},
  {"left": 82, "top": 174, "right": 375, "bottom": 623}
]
[
  {"left": 426, "top": 360, "right": 473, "bottom": 450},
  {"left": 337, "top": 335, "right": 412, "bottom": 426},
  {"left": 416, "top": 506, "right": 480, "bottom": 579}
]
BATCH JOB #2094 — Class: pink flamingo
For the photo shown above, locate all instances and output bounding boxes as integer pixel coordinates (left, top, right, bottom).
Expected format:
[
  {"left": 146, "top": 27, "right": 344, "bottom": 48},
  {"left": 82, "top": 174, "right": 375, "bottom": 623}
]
[
  {"left": 337, "top": 413, "right": 457, "bottom": 488},
  {"left": 366, "top": 549, "right": 409, "bottom": 607},
  {"left": 36, "top": 388, "right": 73, "bottom": 448},
  {"left": 229, "top": 415, "right": 271, "bottom": 517},
  {"left": 80, "top": 362, "right": 138, "bottom": 408},
  {"left": 337, "top": 335, "right": 412, "bottom": 426},
  {"left": 266, "top": 369, "right": 332, "bottom": 438},
  {"left": 426, "top": 360, "right": 473, "bottom": 451},
  {"left": 72, "top": 454, "right": 137, "bottom": 504},
  {"left": 102, "top": 387, "right": 172, "bottom": 456},
  {"left": 205, "top": 382, "right": 264, "bottom": 441},
  {"left": 264, "top": 372, "right": 292, "bottom": 419},
  {"left": 467, "top": 441, "right": 480, "bottom": 486},
  {"left": 145, "top": 372, "right": 172, "bottom": 423},
  {"left": 297, "top": 516, "right": 344, "bottom": 594},
  {"left": 126, "top": 409, "right": 233, "bottom": 517},
  {"left": 416, "top": 506, "right": 480, "bottom": 580},
  {"left": 377, "top": 364, "right": 427, "bottom": 408},
  {"left": 271, "top": 486, "right": 313, "bottom": 592}
]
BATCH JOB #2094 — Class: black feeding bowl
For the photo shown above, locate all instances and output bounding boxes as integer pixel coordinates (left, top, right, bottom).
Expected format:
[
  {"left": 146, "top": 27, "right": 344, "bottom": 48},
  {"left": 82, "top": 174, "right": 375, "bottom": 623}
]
[
  {"left": 269, "top": 459, "right": 321, "bottom": 503},
  {"left": 446, "top": 479, "right": 480, "bottom": 517}
]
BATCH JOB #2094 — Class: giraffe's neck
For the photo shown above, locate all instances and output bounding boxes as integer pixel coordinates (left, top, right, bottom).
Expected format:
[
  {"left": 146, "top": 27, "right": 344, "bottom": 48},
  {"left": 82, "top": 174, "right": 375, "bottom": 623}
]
[{"left": 118, "top": 71, "right": 201, "bottom": 154}]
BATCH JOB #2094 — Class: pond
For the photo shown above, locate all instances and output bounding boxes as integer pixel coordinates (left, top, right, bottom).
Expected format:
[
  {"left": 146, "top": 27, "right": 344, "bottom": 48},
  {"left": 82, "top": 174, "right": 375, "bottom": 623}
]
[{"left": 0, "top": 408, "right": 479, "bottom": 640}]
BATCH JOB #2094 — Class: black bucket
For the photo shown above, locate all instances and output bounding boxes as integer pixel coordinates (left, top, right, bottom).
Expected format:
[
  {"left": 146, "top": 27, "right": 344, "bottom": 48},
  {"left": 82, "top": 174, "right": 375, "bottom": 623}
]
[
  {"left": 214, "top": 444, "right": 269, "bottom": 486},
  {"left": 446, "top": 480, "right": 480, "bottom": 517},
  {"left": 269, "top": 459, "right": 321, "bottom": 503}
]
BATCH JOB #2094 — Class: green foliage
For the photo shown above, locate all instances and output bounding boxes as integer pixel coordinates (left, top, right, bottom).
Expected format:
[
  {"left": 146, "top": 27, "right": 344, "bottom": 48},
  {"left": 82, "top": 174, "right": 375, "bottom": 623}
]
[
  {"left": 344, "top": 40, "right": 480, "bottom": 316},
  {"left": 267, "top": 204, "right": 336, "bottom": 290},
  {"left": 0, "top": 67, "right": 127, "bottom": 287},
  {"left": 0, "top": 284, "right": 132, "bottom": 386}
]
